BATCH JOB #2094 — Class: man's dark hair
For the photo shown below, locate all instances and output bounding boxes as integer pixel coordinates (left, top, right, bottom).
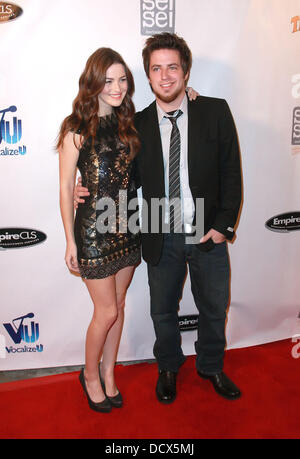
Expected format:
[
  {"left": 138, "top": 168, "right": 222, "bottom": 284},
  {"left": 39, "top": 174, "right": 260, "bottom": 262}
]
[{"left": 142, "top": 32, "right": 192, "bottom": 79}]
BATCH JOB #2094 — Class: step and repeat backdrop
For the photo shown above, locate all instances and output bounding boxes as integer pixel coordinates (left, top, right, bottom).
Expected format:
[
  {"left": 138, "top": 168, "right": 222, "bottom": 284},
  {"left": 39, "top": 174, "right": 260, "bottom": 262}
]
[{"left": 1, "top": 0, "right": 300, "bottom": 370}]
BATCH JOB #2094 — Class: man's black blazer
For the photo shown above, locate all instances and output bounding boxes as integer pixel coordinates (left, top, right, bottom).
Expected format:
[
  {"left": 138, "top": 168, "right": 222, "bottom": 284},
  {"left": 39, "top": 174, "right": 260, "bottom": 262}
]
[{"left": 133, "top": 95, "right": 242, "bottom": 266}]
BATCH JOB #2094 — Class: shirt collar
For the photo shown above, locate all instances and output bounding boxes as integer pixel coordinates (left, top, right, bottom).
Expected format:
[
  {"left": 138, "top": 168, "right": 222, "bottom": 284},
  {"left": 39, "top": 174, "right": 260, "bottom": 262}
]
[{"left": 156, "top": 93, "right": 188, "bottom": 124}]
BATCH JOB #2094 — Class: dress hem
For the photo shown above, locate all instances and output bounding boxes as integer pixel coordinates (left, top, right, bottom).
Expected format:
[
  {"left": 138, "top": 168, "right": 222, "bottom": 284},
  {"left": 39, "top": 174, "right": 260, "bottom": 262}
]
[{"left": 79, "top": 250, "right": 141, "bottom": 280}]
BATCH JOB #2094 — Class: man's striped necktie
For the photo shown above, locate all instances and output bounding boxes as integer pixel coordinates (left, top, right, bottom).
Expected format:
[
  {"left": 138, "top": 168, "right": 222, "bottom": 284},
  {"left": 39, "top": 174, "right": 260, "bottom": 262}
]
[{"left": 165, "top": 109, "right": 183, "bottom": 233}]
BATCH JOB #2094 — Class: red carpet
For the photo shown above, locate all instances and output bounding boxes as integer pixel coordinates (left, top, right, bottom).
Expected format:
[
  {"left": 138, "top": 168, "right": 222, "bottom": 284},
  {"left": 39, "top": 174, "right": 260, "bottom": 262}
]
[{"left": 0, "top": 339, "right": 299, "bottom": 439}]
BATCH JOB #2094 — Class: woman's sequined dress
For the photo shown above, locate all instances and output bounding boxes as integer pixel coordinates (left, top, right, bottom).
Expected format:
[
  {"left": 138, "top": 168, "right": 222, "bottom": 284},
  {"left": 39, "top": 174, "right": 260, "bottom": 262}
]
[{"left": 74, "top": 114, "right": 141, "bottom": 279}]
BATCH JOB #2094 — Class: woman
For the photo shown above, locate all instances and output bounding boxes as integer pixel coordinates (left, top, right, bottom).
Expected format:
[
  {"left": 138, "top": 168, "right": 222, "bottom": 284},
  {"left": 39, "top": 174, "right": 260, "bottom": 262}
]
[{"left": 57, "top": 48, "right": 141, "bottom": 413}]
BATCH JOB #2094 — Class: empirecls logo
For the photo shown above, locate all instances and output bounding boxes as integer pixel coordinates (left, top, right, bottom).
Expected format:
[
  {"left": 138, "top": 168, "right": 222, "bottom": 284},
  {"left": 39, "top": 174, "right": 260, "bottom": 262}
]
[
  {"left": 2, "top": 312, "right": 44, "bottom": 356},
  {"left": 265, "top": 212, "right": 300, "bottom": 233},
  {"left": 179, "top": 314, "right": 198, "bottom": 332},
  {"left": 0, "top": 2, "right": 23, "bottom": 23},
  {"left": 0, "top": 105, "right": 27, "bottom": 157}
]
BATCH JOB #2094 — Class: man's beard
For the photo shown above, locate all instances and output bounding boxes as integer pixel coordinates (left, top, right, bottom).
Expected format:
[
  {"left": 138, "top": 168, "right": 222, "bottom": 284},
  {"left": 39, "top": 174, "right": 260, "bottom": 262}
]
[{"left": 151, "top": 84, "right": 185, "bottom": 104}]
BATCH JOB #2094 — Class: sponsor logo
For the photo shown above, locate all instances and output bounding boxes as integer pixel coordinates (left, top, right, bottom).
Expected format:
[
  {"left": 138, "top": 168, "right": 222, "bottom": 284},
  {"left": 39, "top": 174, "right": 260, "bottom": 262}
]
[
  {"left": 141, "top": 0, "right": 175, "bottom": 36},
  {"left": 0, "top": 228, "right": 47, "bottom": 250},
  {"left": 0, "top": 2, "right": 23, "bottom": 23},
  {"left": 179, "top": 314, "right": 198, "bottom": 332},
  {"left": 3, "top": 313, "right": 44, "bottom": 355},
  {"left": 291, "top": 16, "right": 300, "bottom": 33},
  {"left": 0, "top": 105, "right": 27, "bottom": 156},
  {"left": 291, "top": 75, "right": 300, "bottom": 155},
  {"left": 265, "top": 212, "right": 300, "bottom": 233}
]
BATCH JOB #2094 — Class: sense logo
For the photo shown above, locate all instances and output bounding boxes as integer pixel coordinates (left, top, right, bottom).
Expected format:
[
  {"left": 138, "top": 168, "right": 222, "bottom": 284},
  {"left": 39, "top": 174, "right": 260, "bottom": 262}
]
[
  {"left": 0, "top": 105, "right": 27, "bottom": 157},
  {"left": 141, "top": 0, "right": 175, "bottom": 35},
  {"left": 3, "top": 312, "right": 44, "bottom": 355}
]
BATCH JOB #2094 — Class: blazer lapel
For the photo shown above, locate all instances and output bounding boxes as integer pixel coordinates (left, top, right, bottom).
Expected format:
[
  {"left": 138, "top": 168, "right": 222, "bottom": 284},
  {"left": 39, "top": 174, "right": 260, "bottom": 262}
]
[
  {"left": 187, "top": 97, "right": 208, "bottom": 179},
  {"left": 145, "top": 101, "right": 165, "bottom": 197}
]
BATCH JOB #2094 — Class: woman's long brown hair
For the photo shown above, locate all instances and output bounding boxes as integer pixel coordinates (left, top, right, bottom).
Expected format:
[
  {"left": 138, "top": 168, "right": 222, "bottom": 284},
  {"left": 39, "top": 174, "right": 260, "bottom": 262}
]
[{"left": 57, "top": 48, "right": 140, "bottom": 159}]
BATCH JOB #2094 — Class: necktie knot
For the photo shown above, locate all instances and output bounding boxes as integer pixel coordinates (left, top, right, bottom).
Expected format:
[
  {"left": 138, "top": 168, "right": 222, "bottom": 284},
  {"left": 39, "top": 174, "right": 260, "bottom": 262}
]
[{"left": 165, "top": 109, "right": 183, "bottom": 125}]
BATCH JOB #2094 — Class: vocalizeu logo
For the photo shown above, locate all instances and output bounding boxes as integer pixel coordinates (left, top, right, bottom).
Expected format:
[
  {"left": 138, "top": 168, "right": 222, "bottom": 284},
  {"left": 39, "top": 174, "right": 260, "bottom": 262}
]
[
  {"left": 0, "top": 228, "right": 47, "bottom": 250},
  {"left": 265, "top": 212, "right": 300, "bottom": 233},
  {"left": 0, "top": 105, "right": 27, "bottom": 156},
  {"left": 3, "top": 313, "right": 43, "bottom": 356},
  {"left": 0, "top": 2, "right": 23, "bottom": 23},
  {"left": 141, "top": 0, "right": 175, "bottom": 36},
  {"left": 179, "top": 314, "right": 198, "bottom": 332}
]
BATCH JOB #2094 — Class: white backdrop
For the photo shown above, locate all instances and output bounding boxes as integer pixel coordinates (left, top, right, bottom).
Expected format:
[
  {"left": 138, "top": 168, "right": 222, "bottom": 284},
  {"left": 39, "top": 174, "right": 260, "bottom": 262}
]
[{"left": 1, "top": 0, "right": 299, "bottom": 370}]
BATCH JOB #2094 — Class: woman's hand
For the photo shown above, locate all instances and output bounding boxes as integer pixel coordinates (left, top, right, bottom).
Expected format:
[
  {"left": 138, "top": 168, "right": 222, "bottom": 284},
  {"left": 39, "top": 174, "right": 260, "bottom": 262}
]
[
  {"left": 186, "top": 87, "right": 200, "bottom": 101},
  {"left": 65, "top": 242, "right": 80, "bottom": 273}
]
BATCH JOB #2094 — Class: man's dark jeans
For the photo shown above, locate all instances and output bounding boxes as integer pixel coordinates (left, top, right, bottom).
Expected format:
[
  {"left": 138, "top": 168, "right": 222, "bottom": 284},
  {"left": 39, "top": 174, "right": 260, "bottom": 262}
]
[{"left": 147, "top": 233, "right": 230, "bottom": 374}]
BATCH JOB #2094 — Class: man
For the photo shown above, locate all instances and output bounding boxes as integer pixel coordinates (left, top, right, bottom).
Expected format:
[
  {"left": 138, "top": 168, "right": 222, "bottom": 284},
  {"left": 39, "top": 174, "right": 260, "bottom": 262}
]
[{"left": 76, "top": 33, "right": 242, "bottom": 403}]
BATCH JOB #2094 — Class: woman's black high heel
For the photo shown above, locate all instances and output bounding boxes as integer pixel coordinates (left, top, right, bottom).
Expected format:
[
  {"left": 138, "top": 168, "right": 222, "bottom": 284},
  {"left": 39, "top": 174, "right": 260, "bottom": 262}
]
[
  {"left": 99, "top": 369, "right": 123, "bottom": 408},
  {"left": 79, "top": 369, "right": 112, "bottom": 413}
]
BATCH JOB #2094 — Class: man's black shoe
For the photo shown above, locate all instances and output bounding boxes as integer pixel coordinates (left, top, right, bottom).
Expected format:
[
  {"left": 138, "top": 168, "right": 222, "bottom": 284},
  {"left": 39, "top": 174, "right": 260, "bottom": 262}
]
[
  {"left": 197, "top": 370, "right": 241, "bottom": 400},
  {"left": 156, "top": 370, "right": 177, "bottom": 404}
]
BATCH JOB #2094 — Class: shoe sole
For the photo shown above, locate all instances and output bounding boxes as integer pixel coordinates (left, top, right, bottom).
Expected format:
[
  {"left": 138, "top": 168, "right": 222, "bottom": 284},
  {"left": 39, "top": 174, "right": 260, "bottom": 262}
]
[
  {"left": 197, "top": 372, "right": 241, "bottom": 400},
  {"left": 214, "top": 390, "right": 241, "bottom": 401},
  {"left": 155, "top": 389, "right": 176, "bottom": 404}
]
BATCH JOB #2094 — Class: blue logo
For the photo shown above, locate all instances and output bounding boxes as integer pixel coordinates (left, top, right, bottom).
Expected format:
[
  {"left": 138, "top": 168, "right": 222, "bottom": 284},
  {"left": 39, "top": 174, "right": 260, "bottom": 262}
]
[
  {"left": 0, "top": 105, "right": 27, "bottom": 156},
  {"left": 3, "top": 312, "right": 44, "bottom": 354}
]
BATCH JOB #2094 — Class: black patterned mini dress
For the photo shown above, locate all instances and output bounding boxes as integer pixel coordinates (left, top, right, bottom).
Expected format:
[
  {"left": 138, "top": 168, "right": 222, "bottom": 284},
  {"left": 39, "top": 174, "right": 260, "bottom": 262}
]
[{"left": 74, "top": 113, "right": 141, "bottom": 279}]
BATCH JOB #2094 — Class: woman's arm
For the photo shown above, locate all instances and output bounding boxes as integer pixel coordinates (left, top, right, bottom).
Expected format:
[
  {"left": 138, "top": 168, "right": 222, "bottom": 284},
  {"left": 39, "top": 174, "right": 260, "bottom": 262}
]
[{"left": 58, "top": 132, "right": 80, "bottom": 273}]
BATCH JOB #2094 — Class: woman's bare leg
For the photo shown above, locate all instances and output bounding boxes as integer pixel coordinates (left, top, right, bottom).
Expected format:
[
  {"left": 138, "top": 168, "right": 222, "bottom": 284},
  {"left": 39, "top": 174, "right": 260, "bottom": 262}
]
[
  {"left": 84, "top": 275, "right": 118, "bottom": 403},
  {"left": 100, "top": 265, "right": 135, "bottom": 396}
]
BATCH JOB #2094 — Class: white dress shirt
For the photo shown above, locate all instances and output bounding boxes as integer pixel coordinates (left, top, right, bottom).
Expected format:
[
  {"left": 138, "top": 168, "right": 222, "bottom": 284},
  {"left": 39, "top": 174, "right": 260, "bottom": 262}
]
[{"left": 156, "top": 94, "right": 195, "bottom": 232}]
